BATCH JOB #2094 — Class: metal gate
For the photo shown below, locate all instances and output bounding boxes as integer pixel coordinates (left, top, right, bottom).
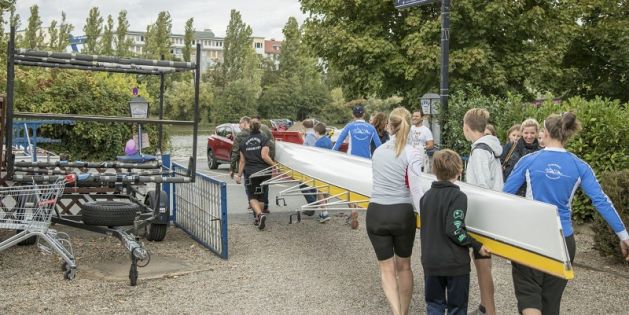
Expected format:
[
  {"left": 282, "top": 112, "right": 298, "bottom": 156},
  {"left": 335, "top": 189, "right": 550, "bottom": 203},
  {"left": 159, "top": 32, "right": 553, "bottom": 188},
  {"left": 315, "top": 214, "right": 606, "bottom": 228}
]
[{"left": 171, "top": 162, "right": 228, "bottom": 259}]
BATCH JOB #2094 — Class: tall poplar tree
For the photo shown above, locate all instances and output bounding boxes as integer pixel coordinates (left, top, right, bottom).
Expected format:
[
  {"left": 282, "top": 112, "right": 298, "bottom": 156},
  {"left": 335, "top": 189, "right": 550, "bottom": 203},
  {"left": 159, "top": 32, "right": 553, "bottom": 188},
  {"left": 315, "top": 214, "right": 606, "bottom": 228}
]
[
  {"left": 83, "top": 7, "right": 103, "bottom": 54},
  {"left": 144, "top": 11, "right": 172, "bottom": 60},
  {"left": 22, "top": 5, "right": 45, "bottom": 49},
  {"left": 115, "top": 10, "right": 133, "bottom": 56},
  {"left": 101, "top": 14, "right": 114, "bottom": 55},
  {"left": 56, "top": 12, "right": 74, "bottom": 52},
  {"left": 222, "top": 9, "right": 256, "bottom": 84},
  {"left": 47, "top": 20, "right": 58, "bottom": 50},
  {"left": 209, "top": 10, "right": 261, "bottom": 123},
  {"left": 183, "top": 18, "right": 194, "bottom": 62},
  {"left": 8, "top": 4, "right": 20, "bottom": 44}
]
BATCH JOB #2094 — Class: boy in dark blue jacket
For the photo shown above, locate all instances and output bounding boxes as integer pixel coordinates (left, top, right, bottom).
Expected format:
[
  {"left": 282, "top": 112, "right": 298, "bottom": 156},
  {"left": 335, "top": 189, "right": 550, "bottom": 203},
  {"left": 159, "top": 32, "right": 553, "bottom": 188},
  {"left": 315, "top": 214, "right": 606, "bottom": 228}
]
[{"left": 420, "top": 149, "right": 490, "bottom": 315}]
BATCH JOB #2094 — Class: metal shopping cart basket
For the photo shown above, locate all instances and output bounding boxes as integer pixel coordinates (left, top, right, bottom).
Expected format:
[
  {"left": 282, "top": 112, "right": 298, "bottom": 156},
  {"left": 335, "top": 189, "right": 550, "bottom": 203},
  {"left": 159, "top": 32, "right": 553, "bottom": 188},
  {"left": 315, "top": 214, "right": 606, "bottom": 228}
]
[{"left": 0, "top": 174, "right": 77, "bottom": 280}]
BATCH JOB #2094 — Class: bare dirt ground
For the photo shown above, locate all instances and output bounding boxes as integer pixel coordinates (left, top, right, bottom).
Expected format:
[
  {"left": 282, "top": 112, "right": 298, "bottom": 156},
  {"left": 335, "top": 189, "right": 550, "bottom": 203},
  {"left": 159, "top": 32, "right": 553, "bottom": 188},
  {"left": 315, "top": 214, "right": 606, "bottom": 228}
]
[{"left": 0, "top": 212, "right": 627, "bottom": 314}]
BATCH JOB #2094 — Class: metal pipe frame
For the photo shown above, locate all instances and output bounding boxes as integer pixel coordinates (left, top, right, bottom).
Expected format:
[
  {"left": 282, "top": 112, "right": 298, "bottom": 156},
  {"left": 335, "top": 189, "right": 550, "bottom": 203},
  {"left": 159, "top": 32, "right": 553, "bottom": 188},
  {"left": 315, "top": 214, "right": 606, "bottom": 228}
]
[
  {"left": 13, "top": 112, "right": 194, "bottom": 126},
  {"left": 13, "top": 60, "right": 184, "bottom": 74},
  {"left": 191, "top": 43, "right": 201, "bottom": 181},
  {"left": 15, "top": 160, "right": 161, "bottom": 169},
  {"left": 5, "top": 27, "right": 201, "bottom": 183},
  {"left": 15, "top": 48, "right": 196, "bottom": 70}
]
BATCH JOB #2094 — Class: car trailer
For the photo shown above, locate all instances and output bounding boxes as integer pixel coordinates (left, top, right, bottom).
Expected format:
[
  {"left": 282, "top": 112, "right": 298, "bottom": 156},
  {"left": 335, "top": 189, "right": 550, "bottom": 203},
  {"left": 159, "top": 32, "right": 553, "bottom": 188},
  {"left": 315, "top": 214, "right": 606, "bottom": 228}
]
[{"left": 2, "top": 26, "right": 202, "bottom": 286}]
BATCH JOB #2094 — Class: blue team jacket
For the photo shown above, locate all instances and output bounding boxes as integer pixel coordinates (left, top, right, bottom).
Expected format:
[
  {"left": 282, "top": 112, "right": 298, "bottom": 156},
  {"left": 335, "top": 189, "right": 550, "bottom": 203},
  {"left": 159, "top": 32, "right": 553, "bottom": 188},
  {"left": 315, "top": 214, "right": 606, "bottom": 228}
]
[
  {"left": 504, "top": 148, "right": 627, "bottom": 239},
  {"left": 332, "top": 120, "right": 382, "bottom": 158}
]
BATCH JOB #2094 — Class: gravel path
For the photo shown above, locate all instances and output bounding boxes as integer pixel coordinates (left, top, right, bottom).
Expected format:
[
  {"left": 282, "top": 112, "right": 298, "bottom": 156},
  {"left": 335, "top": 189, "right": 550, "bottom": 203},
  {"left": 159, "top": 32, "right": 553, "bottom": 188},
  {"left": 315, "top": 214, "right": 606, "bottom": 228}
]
[{"left": 0, "top": 212, "right": 627, "bottom": 314}]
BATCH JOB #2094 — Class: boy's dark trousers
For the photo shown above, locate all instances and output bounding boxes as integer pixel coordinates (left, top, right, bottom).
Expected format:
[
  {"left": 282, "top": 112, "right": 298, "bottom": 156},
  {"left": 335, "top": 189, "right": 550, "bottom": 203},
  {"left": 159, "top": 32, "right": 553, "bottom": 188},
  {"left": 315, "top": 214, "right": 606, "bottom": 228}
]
[{"left": 424, "top": 274, "right": 470, "bottom": 315}]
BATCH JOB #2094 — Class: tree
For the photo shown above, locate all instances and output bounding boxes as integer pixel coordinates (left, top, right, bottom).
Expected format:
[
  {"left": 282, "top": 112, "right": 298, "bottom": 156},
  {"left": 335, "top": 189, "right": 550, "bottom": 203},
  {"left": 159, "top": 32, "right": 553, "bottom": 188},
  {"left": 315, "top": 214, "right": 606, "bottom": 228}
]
[
  {"left": 278, "top": 17, "right": 302, "bottom": 77},
  {"left": 9, "top": 4, "right": 19, "bottom": 29},
  {"left": 83, "top": 7, "right": 103, "bottom": 54},
  {"left": 211, "top": 79, "right": 258, "bottom": 123},
  {"left": 301, "top": 0, "right": 574, "bottom": 102},
  {"left": 101, "top": 15, "right": 114, "bottom": 55},
  {"left": 210, "top": 10, "right": 262, "bottom": 121},
  {"left": 115, "top": 10, "right": 133, "bottom": 56},
  {"left": 55, "top": 12, "right": 74, "bottom": 52},
  {"left": 144, "top": 11, "right": 172, "bottom": 60},
  {"left": 13, "top": 70, "right": 156, "bottom": 160},
  {"left": 47, "top": 20, "right": 58, "bottom": 51},
  {"left": 221, "top": 9, "right": 258, "bottom": 85},
  {"left": 164, "top": 80, "right": 213, "bottom": 121},
  {"left": 22, "top": 5, "right": 45, "bottom": 49},
  {"left": 183, "top": 18, "right": 194, "bottom": 62},
  {"left": 559, "top": 1, "right": 629, "bottom": 102},
  {"left": 258, "top": 17, "right": 330, "bottom": 120},
  {"left": 318, "top": 88, "right": 352, "bottom": 125}
]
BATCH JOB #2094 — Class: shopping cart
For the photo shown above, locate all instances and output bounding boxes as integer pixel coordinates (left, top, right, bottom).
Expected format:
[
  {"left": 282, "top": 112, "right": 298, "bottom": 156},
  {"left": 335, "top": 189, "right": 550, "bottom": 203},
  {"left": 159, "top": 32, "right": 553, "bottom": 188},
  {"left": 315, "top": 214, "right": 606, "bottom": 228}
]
[{"left": 0, "top": 174, "right": 77, "bottom": 280}]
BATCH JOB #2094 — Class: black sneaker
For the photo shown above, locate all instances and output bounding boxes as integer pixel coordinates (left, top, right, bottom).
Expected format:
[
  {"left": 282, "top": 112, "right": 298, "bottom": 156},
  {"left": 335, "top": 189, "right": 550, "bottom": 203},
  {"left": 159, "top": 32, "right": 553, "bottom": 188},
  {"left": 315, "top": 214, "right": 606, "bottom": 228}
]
[
  {"left": 262, "top": 208, "right": 270, "bottom": 214},
  {"left": 302, "top": 210, "right": 315, "bottom": 216},
  {"left": 258, "top": 214, "right": 267, "bottom": 230},
  {"left": 254, "top": 215, "right": 260, "bottom": 226}
]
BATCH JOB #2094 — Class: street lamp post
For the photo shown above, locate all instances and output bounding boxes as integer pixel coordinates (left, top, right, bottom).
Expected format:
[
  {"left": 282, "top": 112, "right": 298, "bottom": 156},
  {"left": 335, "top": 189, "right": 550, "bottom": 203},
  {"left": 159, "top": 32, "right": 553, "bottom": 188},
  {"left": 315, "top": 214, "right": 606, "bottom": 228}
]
[
  {"left": 128, "top": 93, "right": 149, "bottom": 155},
  {"left": 395, "top": 0, "right": 450, "bottom": 145}
]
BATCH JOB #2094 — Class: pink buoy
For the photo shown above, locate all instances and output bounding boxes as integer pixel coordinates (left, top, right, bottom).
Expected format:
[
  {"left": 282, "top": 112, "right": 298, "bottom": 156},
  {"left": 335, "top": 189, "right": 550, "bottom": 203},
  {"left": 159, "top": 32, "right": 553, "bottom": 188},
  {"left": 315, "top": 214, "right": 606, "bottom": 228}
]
[{"left": 124, "top": 139, "right": 138, "bottom": 155}]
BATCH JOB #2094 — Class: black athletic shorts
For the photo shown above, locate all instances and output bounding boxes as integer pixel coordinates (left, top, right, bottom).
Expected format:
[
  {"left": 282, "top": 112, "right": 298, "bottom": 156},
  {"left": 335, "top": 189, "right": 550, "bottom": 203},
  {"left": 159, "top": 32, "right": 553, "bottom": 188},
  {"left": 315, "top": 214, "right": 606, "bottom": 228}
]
[
  {"left": 366, "top": 202, "right": 416, "bottom": 261},
  {"left": 512, "top": 235, "right": 576, "bottom": 315},
  {"left": 245, "top": 175, "right": 271, "bottom": 202}
]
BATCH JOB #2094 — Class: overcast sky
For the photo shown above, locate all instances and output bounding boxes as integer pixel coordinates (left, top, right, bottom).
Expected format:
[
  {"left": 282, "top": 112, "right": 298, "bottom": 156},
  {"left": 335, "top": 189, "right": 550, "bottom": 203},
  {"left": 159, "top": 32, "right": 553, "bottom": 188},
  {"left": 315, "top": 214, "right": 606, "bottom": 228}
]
[{"left": 13, "top": 0, "right": 306, "bottom": 40}]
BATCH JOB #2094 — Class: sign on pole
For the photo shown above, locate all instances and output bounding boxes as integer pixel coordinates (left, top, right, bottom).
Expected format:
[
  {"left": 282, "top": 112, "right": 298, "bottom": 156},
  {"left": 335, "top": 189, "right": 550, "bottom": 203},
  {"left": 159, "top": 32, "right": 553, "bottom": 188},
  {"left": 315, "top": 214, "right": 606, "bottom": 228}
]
[{"left": 394, "top": 0, "right": 440, "bottom": 10}]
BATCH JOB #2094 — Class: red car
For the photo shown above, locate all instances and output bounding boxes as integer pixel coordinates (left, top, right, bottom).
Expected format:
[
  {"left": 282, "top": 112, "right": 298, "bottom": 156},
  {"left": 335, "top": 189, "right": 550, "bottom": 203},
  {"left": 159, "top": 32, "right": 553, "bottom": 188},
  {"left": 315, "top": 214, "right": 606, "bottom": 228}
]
[
  {"left": 207, "top": 126, "right": 347, "bottom": 170},
  {"left": 207, "top": 123, "right": 240, "bottom": 169}
]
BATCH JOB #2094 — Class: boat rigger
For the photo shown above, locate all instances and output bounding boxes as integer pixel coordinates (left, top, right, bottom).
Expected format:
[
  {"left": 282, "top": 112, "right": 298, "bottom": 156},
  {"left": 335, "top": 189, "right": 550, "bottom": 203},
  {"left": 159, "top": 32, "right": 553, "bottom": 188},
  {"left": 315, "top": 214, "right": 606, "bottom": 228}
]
[{"left": 258, "top": 141, "right": 574, "bottom": 280}]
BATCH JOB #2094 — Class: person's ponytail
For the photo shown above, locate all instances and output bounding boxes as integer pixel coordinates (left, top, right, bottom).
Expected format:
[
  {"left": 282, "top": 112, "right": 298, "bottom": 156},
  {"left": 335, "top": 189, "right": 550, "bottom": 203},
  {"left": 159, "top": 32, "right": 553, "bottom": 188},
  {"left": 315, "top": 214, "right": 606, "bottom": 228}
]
[
  {"left": 560, "top": 112, "right": 581, "bottom": 140},
  {"left": 544, "top": 111, "right": 581, "bottom": 144},
  {"left": 389, "top": 107, "right": 411, "bottom": 157}
]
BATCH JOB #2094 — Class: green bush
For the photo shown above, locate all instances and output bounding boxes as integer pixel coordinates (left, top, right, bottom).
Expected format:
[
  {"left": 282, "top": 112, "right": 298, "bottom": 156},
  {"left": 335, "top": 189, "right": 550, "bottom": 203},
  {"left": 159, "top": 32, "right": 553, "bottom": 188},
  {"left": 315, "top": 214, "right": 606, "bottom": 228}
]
[
  {"left": 593, "top": 170, "right": 629, "bottom": 263},
  {"left": 443, "top": 89, "right": 628, "bottom": 222},
  {"left": 13, "top": 69, "right": 166, "bottom": 161}
]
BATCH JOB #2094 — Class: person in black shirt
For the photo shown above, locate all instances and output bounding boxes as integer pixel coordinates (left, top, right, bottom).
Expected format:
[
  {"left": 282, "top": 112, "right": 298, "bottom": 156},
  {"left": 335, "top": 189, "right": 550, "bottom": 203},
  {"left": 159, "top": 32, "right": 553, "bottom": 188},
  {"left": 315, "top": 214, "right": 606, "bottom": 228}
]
[
  {"left": 235, "top": 119, "right": 275, "bottom": 230},
  {"left": 420, "top": 149, "right": 490, "bottom": 314}
]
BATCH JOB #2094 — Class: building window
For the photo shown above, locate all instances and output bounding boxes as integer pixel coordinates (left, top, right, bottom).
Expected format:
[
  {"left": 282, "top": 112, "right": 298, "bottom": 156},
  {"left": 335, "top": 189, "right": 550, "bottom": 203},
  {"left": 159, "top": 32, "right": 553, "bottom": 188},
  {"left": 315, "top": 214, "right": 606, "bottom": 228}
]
[
  {"left": 255, "top": 42, "right": 262, "bottom": 49},
  {"left": 140, "top": 36, "right": 144, "bottom": 42}
]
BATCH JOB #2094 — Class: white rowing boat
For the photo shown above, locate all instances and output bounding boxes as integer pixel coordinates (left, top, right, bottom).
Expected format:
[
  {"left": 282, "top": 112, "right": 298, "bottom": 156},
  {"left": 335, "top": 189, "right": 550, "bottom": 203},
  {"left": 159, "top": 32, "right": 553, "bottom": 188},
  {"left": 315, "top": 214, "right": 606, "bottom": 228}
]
[{"left": 272, "top": 141, "right": 574, "bottom": 280}]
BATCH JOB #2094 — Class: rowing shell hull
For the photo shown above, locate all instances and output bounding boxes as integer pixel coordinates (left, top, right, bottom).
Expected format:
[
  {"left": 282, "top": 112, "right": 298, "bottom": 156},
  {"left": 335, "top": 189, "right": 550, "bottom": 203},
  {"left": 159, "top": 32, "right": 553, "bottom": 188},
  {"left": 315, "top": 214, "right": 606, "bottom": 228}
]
[{"left": 274, "top": 142, "right": 573, "bottom": 279}]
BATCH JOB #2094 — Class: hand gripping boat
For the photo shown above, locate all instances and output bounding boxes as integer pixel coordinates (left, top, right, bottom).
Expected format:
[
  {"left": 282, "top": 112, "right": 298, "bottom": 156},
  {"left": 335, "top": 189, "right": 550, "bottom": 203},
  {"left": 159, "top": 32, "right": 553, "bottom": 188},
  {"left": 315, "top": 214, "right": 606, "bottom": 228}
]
[{"left": 257, "top": 142, "right": 574, "bottom": 280}]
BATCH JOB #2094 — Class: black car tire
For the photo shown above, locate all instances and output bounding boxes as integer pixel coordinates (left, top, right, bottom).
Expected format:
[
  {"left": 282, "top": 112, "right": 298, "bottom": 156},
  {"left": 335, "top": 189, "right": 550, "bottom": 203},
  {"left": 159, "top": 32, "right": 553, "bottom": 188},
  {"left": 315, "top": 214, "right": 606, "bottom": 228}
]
[
  {"left": 81, "top": 201, "right": 140, "bottom": 226},
  {"left": 207, "top": 149, "right": 219, "bottom": 170},
  {"left": 144, "top": 191, "right": 169, "bottom": 242}
]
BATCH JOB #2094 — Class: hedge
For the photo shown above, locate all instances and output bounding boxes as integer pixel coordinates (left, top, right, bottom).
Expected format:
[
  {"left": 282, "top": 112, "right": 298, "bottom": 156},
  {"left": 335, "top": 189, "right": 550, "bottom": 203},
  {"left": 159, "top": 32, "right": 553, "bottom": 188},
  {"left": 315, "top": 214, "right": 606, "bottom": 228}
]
[
  {"left": 442, "top": 88, "right": 628, "bottom": 222},
  {"left": 593, "top": 170, "right": 629, "bottom": 263},
  {"left": 12, "top": 69, "right": 166, "bottom": 161}
]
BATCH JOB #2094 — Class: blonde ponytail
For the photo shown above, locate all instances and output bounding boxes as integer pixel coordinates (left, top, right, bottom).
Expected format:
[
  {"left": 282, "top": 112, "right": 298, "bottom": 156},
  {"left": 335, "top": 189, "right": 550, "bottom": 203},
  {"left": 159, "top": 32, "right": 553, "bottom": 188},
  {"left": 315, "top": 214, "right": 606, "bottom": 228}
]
[{"left": 389, "top": 107, "right": 411, "bottom": 157}]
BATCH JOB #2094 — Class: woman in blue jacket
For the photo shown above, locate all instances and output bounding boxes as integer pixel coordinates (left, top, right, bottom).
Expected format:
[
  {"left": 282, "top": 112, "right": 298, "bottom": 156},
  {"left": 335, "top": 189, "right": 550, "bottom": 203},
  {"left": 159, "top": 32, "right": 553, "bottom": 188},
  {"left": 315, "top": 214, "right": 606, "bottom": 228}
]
[{"left": 504, "top": 112, "right": 629, "bottom": 315}]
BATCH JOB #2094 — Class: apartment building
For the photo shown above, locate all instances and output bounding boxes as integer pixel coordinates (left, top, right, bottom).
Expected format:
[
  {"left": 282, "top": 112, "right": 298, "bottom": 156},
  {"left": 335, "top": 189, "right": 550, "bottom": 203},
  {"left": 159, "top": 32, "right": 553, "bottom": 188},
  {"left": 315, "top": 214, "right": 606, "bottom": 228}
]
[
  {"left": 264, "top": 38, "right": 282, "bottom": 64},
  {"left": 127, "top": 28, "right": 267, "bottom": 71},
  {"left": 15, "top": 27, "right": 281, "bottom": 72}
]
